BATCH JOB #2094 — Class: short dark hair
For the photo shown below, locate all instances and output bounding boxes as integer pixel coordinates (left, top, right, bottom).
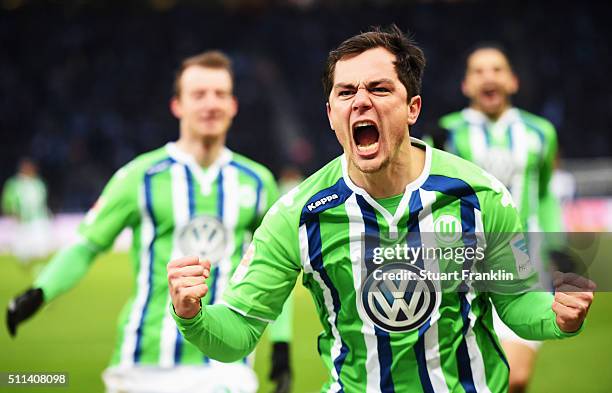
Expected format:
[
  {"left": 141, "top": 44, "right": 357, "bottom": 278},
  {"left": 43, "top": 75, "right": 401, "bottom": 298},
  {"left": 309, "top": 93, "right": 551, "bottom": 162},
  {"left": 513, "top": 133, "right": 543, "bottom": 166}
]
[
  {"left": 173, "top": 50, "right": 234, "bottom": 97},
  {"left": 322, "top": 24, "right": 426, "bottom": 101},
  {"left": 464, "top": 42, "right": 514, "bottom": 73}
]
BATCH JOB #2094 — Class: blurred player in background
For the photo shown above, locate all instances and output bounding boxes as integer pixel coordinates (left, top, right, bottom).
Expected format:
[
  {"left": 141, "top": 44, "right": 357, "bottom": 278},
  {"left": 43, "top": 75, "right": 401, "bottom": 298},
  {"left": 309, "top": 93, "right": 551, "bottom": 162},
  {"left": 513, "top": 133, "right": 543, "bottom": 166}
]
[
  {"left": 6, "top": 51, "right": 292, "bottom": 393},
  {"left": 1, "top": 157, "right": 51, "bottom": 263},
  {"left": 551, "top": 151, "right": 577, "bottom": 206},
  {"left": 167, "top": 26, "right": 593, "bottom": 393},
  {"left": 436, "top": 45, "right": 562, "bottom": 393}
]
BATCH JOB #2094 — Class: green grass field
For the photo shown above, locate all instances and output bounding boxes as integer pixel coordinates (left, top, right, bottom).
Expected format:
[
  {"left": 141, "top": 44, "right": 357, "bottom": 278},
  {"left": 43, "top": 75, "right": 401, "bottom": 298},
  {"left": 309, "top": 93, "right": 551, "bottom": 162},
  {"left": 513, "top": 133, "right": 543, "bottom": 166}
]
[{"left": 1, "top": 252, "right": 611, "bottom": 393}]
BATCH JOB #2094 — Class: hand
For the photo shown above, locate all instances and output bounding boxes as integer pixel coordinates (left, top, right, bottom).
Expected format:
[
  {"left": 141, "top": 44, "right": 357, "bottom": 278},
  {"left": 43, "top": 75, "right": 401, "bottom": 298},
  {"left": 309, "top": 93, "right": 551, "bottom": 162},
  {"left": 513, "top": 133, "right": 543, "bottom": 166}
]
[
  {"left": 270, "top": 342, "right": 292, "bottom": 393},
  {"left": 552, "top": 271, "right": 595, "bottom": 333},
  {"left": 167, "top": 256, "right": 211, "bottom": 319},
  {"left": 6, "top": 288, "right": 44, "bottom": 337}
]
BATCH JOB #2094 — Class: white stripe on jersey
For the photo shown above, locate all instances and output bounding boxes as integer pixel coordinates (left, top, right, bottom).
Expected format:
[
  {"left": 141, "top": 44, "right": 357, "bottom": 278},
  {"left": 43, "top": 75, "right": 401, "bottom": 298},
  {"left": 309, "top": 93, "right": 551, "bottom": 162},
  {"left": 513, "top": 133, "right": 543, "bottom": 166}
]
[
  {"left": 215, "top": 164, "right": 239, "bottom": 305},
  {"left": 299, "top": 224, "right": 343, "bottom": 393},
  {"left": 159, "top": 163, "right": 191, "bottom": 367},
  {"left": 464, "top": 287, "right": 493, "bottom": 393},
  {"left": 462, "top": 208, "right": 492, "bottom": 393},
  {"left": 256, "top": 185, "right": 267, "bottom": 218},
  {"left": 345, "top": 194, "right": 381, "bottom": 393},
  {"left": 165, "top": 143, "right": 233, "bottom": 196},
  {"left": 509, "top": 121, "right": 528, "bottom": 216},
  {"left": 418, "top": 188, "right": 450, "bottom": 393},
  {"left": 209, "top": 164, "right": 243, "bottom": 368},
  {"left": 468, "top": 123, "right": 488, "bottom": 167},
  {"left": 119, "top": 182, "right": 155, "bottom": 367}
]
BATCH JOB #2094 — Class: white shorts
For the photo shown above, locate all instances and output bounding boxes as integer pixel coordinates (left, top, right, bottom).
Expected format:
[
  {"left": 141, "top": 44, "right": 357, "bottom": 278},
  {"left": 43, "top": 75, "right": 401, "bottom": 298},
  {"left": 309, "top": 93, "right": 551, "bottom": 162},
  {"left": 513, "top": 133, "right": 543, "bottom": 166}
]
[
  {"left": 12, "top": 219, "right": 51, "bottom": 261},
  {"left": 102, "top": 363, "right": 258, "bottom": 393},
  {"left": 492, "top": 306, "right": 542, "bottom": 351}
]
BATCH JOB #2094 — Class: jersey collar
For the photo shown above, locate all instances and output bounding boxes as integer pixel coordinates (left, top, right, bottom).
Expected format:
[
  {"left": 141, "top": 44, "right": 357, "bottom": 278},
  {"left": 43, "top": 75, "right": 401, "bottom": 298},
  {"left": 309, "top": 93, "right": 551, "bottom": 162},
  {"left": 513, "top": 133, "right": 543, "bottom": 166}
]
[
  {"left": 340, "top": 137, "right": 432, "bottom": 234},
  {"left": 165, "top": 142, "right": 233, "bottom": 195},
  {"left": 462, "top": 107, "right": 520, "bottom": 126}
]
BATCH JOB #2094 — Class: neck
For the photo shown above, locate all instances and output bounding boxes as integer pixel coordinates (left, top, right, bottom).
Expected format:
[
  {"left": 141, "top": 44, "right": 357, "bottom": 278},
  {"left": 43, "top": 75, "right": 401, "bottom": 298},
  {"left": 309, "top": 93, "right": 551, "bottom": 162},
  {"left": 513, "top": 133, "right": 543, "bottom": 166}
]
[
  {"left": 472, "top": 103, "right": 511, "bottom": 122},
  {"left": 348, "top": 138, "right": 425, "bottom": 199},
  {"left": 175, "top": 132, "right": 226, "bottom": 167}
]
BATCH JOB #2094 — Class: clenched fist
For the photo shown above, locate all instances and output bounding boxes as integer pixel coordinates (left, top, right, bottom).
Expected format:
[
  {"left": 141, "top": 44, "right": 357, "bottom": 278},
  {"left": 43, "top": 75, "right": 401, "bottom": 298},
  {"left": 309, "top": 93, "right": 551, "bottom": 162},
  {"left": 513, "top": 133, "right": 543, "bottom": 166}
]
[
  {"left": 552, "top": 271, "right": 596, "bottom": 333},
  {"left": 167, "top": 256, "right": 211, "bottom": 319}
]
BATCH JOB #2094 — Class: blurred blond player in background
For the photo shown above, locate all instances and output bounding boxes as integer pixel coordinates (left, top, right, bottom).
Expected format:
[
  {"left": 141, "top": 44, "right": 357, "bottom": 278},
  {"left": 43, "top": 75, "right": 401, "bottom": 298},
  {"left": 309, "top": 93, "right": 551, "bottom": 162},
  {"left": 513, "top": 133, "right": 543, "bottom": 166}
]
[
  {"left": 437, "top": 44, "right": 562, "bottom": 393},
  {"left": 6, "top": 51, "right": 292, "bottom": 393},
  {"left": 1, "top": 157, "right": 51, "bottom": 263}
]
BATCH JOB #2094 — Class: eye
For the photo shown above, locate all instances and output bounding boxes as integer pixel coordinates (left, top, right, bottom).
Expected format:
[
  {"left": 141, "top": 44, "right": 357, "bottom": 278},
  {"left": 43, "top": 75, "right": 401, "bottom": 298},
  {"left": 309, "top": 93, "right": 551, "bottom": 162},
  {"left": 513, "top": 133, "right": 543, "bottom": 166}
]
[
  {"left": 371, "top": 87, "right": 390, "bottom": 93},
  {"left": 338, "top": 90, "right": 355, "bottom": 97}
]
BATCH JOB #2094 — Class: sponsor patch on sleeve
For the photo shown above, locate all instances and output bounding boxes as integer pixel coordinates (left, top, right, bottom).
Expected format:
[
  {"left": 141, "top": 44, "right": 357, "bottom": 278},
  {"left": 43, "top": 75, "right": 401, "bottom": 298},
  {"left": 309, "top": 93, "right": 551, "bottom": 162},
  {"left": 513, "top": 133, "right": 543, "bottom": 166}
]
[
  {"left": 84, "top": 197, "right": 105, "bottom": 225},
  {"left": 231, "top": 242, "right": 255, "bottom": 284},
  {"left": 510, "top": 234, "right": 533, "bottom": 279}
]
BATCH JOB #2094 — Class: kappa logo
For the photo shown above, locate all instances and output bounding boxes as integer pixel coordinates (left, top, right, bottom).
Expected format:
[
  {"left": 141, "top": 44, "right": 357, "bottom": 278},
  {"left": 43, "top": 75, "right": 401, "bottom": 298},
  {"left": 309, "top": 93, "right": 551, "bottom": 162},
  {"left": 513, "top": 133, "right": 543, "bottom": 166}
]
[
  {"left": 307, "top": 193, "right": 339, "bottom": 211},
  {"left": 360, "top": 263, "right": 438, "bottom": 333}
]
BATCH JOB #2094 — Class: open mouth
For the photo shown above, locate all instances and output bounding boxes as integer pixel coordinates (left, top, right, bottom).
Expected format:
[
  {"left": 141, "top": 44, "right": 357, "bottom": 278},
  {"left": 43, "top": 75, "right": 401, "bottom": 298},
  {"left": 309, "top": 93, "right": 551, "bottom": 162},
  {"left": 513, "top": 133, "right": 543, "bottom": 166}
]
[
  {"left": 353, "top": 120, "right": 380, "bottom": 157},
  {"left": 480, "top": 86, "right": 501, "bottom": 100}
]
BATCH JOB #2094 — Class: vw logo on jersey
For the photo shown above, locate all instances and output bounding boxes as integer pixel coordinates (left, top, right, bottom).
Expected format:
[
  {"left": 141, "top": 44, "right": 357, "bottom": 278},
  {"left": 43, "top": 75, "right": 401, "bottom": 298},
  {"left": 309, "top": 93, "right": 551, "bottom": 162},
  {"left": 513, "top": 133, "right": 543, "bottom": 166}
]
[
  {"left": 177, "top": 215, "right": 229, "bottom": 266},
  {"left": 434, "top": 214, "right": 462, "bottom": 246},
  {"left": 360, "top": 263, "right": 438, "bottom": 333}
]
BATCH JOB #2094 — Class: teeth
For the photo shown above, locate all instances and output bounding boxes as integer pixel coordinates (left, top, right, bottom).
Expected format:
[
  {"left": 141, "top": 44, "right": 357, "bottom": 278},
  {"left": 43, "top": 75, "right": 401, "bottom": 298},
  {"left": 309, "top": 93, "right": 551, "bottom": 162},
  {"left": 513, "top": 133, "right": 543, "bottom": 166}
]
[
  {"left": 354, "top": 121, "right": 376, "bottom": 128},
  {"left": 357, "top": 142, "right": 379, "bottom": 152}
]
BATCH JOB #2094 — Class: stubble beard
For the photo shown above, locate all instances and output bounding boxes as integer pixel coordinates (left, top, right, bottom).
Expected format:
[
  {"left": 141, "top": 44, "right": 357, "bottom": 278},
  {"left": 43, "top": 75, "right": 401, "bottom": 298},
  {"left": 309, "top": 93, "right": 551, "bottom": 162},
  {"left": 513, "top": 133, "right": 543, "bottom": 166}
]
[{"left": 351, "top": 131, "right": 406, "bottom": 175}]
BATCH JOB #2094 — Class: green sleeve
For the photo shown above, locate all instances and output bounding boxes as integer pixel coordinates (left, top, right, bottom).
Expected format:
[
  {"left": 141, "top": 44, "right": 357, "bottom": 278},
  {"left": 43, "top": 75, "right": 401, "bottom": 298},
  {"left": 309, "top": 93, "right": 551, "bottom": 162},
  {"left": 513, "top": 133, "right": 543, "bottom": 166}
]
[
  {"left": 223, "top": 198, "right": 301, "bottom": 322},
  {"left": 438, "top": 112, "right": 467, "bottom": 158},
  {"left": 34, "top": 240, "right": 99, "bottom": 302},
  {"left": 2, "top": 178, "right": 17, "bottom": 215},
  {"left": 478, "top": 172, "right": 539, "bottom": 294},
  {"left": 268, "top": 291, "right": 294, "bottom": 342},
  {"left": 247, "top": 168, "right": 293, "bottom": 340},
  {"left": 480, "top": 173, "right": 584, "bottom": 340},
  {"left": 79, "top": 165, "right": 140, "bottom": 251},
  {"left": 538, "top": 121, "right": 562, "bottom": 232},
  {"left": 490, "top": 291, "right": 583, "bottom": 340},
  {"left": 34, "top": 163, "right": 139, "bottom": 302},
  {"left": 171, "top": 303, "right": 267, "bottom": 362},
  {"left": 254, "top": 168, "right": 280, "bottom": 229}
]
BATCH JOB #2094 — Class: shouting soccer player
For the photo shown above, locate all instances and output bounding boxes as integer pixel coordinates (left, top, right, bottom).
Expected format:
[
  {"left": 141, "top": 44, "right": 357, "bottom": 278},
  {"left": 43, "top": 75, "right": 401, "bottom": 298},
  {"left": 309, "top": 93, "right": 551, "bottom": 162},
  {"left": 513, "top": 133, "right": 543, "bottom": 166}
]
[
  {"left": 437, "top": 45, "right": 562, "bottom": 393},
  {"left": 7, "top": 51, "right": 292, "bottom": 393},
  {"left": 167, "top": 27, "right": 594, "bottom": 392}
]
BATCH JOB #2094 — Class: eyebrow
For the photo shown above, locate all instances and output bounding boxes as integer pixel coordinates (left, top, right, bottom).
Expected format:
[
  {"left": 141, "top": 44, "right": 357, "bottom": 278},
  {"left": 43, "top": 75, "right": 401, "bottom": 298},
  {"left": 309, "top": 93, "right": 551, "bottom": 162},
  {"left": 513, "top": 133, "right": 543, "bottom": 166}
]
[{"left": 333, "top": 78, "right": 395, "bottom": 90}]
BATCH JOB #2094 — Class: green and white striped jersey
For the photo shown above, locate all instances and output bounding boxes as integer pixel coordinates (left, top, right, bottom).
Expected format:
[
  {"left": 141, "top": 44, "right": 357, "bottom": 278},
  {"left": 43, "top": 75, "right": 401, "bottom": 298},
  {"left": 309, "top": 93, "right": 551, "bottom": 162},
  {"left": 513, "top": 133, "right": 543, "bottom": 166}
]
[
  {"left": 78, "top": 143, "right": 278, "bottom": 367},
  {"left": 2, "top": 174, "right": 49, "bottom": 222},
  {"left": 439, "top": 108, "right": 559, "bottom": 232},
  {"left": 222, "top": 138, "right": 549, "bottom": 393}
]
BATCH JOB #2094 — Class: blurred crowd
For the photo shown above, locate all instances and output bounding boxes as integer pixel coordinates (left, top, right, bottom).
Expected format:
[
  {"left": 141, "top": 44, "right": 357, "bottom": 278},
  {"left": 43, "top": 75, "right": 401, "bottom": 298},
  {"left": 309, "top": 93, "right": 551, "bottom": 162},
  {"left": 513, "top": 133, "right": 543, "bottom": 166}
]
[{"left": 1, "top": 1, "right": 610, "bottom": 212}]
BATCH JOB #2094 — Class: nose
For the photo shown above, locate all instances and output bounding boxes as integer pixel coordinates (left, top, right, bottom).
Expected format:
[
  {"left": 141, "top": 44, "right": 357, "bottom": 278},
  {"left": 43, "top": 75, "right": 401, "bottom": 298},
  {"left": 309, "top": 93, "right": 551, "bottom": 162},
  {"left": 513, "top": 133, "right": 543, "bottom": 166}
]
[
  {"left": 482, "top": 68, "right": 497, "bottom": 81},
  {"left": 201, "top": 92, "right": 222, "bottom": 110},
  {"left": 352, "top": 87, "right": 372, "bottom": 112}
]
